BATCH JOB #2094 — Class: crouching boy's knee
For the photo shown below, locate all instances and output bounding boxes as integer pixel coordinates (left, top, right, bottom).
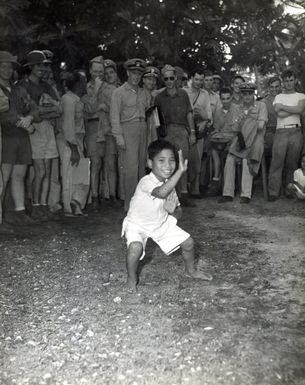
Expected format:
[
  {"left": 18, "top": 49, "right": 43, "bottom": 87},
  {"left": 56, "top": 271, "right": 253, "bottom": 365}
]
[{"left": 181, "top": 236, "right": 194, "bottom": 252}]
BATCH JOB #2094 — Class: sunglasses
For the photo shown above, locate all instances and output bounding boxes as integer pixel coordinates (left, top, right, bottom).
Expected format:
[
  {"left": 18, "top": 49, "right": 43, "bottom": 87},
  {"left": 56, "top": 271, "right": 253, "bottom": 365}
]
[{"left": 164, "top": 76, "right": 175, "bottom": 81}]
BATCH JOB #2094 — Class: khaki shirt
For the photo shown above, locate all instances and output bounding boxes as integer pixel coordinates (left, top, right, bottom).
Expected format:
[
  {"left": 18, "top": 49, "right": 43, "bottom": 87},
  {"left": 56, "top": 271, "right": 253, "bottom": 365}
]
[
  {"left": 213, "top": 103, "right": 241, "bottom": 134},
  {"left": 184, "top": 87, "right": 212, "bottom": 122},
  {"left": 110, "top": 82, "right": 149, "bottom": 139}
]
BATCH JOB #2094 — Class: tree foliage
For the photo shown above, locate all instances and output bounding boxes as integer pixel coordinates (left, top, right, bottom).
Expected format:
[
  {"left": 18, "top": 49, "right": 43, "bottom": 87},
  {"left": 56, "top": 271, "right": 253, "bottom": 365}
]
[{"left": 0, "top": 0, "right": 305, "bottom": 83}]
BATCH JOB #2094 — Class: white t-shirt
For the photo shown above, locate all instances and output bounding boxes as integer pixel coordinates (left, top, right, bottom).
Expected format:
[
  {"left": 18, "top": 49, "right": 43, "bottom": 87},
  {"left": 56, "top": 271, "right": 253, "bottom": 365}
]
[
  {"left": 124, "top": 172, "right": 179, "bottom": 237},
  {"left": 293, "top": 168, "right": 305, "bottom": 189},
  {"left": 273, "top": 92, "right": 305, "bottom": 128}
]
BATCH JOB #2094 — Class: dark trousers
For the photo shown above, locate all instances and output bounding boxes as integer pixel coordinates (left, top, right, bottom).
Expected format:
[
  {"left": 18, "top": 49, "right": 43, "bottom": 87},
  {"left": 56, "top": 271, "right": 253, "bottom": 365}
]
[{"left": 268, "top": 127, "right": 303, "bottom": 197}]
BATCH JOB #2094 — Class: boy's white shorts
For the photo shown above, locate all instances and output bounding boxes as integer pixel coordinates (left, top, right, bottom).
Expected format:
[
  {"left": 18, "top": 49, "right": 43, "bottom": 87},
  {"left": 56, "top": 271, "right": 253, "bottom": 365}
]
[{"left": 122, "top": 216, "right": 190, "bottom": 260}]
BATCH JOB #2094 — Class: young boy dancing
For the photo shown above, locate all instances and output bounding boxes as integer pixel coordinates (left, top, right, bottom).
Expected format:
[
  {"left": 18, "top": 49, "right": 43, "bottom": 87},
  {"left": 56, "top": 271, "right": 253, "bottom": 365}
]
[{"left": 122, "top": 139, "right": 212, "bottom": 291}]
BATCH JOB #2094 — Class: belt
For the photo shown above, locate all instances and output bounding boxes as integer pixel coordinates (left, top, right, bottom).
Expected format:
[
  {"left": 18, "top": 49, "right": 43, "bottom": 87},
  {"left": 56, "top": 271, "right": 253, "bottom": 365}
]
[
  {"left": 277, "top": 124, "right": 300, "bottom": 129},
  {"left": 122, "top": 117, "right": 145, "bottom": 123},
  {"left": 87, "top": 117, "right": 99, "bottom": 122}
]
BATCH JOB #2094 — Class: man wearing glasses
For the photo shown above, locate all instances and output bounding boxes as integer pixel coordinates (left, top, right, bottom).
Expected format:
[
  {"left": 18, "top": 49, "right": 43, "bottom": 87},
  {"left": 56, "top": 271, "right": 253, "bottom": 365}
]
[{"left": 155, "top": 65, "right": 196, "bottom": 207}]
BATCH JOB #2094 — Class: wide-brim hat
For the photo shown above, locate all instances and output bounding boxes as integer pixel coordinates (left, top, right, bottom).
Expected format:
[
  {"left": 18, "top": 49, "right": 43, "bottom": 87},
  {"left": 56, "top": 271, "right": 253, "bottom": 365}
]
[
  {"left": 24, "top": 50, "right": 48, "bottom": 67},
  {"left": 42, "top": 49, "right": 54, "bottom": 64},
  {"left": 0, "top": 51, "right": 19, "bottom": 66}
]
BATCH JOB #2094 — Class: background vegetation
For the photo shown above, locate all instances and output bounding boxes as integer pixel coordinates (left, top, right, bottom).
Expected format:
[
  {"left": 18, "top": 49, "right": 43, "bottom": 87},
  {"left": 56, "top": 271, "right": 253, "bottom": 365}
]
[{"left": 1, "top": 0, "right": 305, "bottom": 86}]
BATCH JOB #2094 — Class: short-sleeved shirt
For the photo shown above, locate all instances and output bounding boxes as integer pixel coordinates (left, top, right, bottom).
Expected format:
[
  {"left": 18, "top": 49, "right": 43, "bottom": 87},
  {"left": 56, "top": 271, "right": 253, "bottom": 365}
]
[
  {"left": 155, "top": 88, "right": 192, "bottom": 127},
  {"left": 213, "top": 103, "right": 241, "bottom": 133},
  {"left": 273, "top": 92, "right": 305, "bottom": 128},
  {"left": 205, "top": 89, "right": 221, "bottom": 117},
  {"left": 110, "top": 82, "right": 149, "bottom": 138},
  {"left": 124, "top": 172, "right": 179, "bottom": 237},
  {"left": 184, "top": 87, "right": 212, "bottom": 123}
]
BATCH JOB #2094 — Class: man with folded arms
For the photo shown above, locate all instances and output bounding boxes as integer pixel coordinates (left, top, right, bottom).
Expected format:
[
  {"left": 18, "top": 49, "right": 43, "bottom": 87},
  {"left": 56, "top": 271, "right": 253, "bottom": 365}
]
[{"left": 268, "top": 69, "right": 305, "bottom": 200}]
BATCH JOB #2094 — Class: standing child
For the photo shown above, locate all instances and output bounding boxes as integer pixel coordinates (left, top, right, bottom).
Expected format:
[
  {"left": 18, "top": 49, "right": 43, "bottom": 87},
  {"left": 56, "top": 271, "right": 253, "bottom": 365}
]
[
  {"left": 286, "top": 154, "right": 305, "bottom": 200},
  {"left": 122, "top": 139, "right": 212, "bottom": 291}
]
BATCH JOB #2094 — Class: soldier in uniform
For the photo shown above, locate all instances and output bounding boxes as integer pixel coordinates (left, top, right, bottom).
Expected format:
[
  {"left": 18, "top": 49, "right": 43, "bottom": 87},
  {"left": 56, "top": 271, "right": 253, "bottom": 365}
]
[{"left": 110, "top": 58, "right": 149, "bottom": 211}]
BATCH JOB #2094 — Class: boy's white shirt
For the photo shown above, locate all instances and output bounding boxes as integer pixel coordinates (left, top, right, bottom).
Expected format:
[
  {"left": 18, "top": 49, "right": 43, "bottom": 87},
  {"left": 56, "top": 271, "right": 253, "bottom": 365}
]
[{"left": 122, "top": 172, "right": 179, "bottom": 237}]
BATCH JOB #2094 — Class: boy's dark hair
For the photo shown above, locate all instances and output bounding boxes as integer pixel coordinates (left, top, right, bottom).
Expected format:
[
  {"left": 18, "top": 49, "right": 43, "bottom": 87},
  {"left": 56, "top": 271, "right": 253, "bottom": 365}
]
[
  {"left": 281, "top": 69, "right": 296, "bottom": 80},
  {"left": 64, "top": 71, "right": 82, "bottom": 92},
  {"left": 232, "top": 74, "right": 245, "bottom": 83},
  {"left": 147, "top": 139, "right": 176, "bottom": 160},
  {"left": 220, "top": 87, "right": 233, "bottom": 96},
  {"left": 190, "top": 66, "right": 205, "bottom": 77},
  {"left": 268, "top": 76, "right": 281, "bottom": 86}
]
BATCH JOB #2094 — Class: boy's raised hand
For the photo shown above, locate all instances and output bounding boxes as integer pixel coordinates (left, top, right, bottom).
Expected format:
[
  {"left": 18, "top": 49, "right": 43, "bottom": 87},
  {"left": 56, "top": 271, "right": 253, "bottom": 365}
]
[{"left": 178, "top": 149, "right": 188, "bottom": 173}]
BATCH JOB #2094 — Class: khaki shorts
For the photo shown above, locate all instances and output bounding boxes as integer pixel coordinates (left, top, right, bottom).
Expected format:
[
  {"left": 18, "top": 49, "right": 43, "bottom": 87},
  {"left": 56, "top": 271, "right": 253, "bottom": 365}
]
[
  {"left": 85, "top": 120, "right": 105, "bottom": 158},
  {"left": 30, "top": 120, "right": 58, "bottom": 159},
  {"left": 123, "top": 215, "right": 190, "bottom": 260}
]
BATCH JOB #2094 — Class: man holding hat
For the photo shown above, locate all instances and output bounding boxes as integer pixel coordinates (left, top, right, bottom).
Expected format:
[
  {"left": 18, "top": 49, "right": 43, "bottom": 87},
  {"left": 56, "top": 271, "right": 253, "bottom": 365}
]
[
  {"left": 110, "top": 58, "right": 149, "bottom": 211},
  {"left": 155, "top": 64, "right": 196, "bottom": 206},
  {"left": 0, "top": 51, "right": 39, "bottom": 226},
  {"left": 19, "top": 50, "right": 61, "bottom": 221},
  {"left": 219, "top": 82, "right": 268, "bottom": 203}
]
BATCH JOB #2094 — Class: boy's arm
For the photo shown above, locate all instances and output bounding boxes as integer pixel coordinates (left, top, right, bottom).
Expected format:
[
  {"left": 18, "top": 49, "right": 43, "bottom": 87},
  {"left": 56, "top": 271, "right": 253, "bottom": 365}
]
[{"left": 151, "top": 150, "right": 187, "bottom": 199}]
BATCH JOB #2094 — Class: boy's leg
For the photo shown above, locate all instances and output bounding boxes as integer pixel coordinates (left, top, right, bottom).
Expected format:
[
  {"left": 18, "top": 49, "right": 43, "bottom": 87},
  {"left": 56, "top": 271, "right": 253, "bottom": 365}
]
[
  {"left": 126, "top": 241, "right": 143, "bottom": 291},
  {"left": 181, "top": 236, "right": 212, "bottom": 280}
]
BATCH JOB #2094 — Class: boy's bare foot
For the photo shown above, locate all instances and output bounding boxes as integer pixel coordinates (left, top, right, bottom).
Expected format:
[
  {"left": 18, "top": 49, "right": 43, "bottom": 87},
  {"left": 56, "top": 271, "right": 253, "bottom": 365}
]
[
  {"left": 186, "top": 270, "right": 213, "bottom": 281},
  {"left": 126, "top": 279, "right": 138, "bottom": 293}
]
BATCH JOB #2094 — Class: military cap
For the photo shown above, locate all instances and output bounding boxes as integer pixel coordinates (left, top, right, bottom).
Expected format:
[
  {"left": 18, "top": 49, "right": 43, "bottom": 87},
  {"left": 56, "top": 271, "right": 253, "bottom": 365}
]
[
  {"left": 24, "top": 50, "right": 47, "bottom": 67},
  {"left": 42, "top": 49, "right": 54, "bottom": 64},
  {"left": 104, "top": 59, "right": 117, "bottom": 71},
  {"left": 213, "top": 74, "right": 222, "bottom": 81},
  {"left": 143, "top": 66, "right": 160, "bottom": 78},
  {"left": 0, "top": 51, "right": 19, "bottom": 66},
  {"left": 161, "top": 64, "right": 176, "bottom": 76},
  {"left": 90, "top": 55, "right": 104, "bottom": 65},
  {"left": 174, "top": 66, "right": 184, "bottom": 78},
  {"left": 124, "top": 58, "right": 146, "bottom": 72},
  {"left": 239, "top": 82, "right": 257, "bottom": 93}
]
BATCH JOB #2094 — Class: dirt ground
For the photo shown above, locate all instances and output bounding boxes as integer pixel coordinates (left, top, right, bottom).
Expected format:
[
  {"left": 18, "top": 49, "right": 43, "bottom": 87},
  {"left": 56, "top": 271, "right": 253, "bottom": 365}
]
[{"left": 1, "top": 192, "right": 305, "bottom": 385}]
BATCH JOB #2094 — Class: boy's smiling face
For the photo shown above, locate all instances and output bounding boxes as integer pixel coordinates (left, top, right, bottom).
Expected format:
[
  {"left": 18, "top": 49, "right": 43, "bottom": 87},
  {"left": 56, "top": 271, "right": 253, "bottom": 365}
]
[{"left": 148, "top": 149, "right": 176, "bottom": 182}]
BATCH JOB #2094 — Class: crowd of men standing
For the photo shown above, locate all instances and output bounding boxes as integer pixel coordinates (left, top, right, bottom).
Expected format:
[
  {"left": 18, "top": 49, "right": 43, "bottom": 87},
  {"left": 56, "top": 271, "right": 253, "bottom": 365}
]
[{"left": 0, "top": 48, "right": 304, "bottom": 234}]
